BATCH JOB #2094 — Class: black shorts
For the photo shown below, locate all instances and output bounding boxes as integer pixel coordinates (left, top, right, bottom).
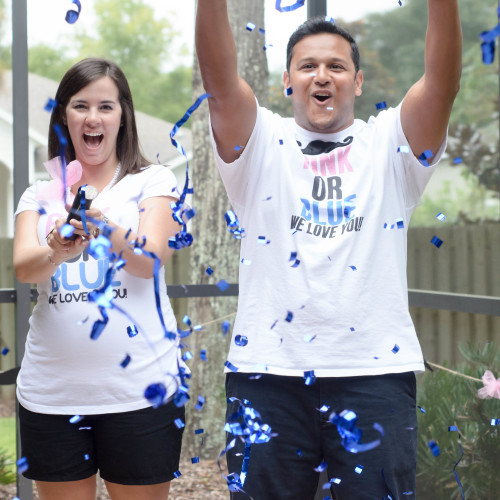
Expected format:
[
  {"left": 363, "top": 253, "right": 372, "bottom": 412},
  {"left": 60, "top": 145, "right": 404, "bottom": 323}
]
[
  {"left": 225, "top": 371, "right": 417, "bottom": 500},
  {"left": 19, "top": 401, "right": 184, "bottom": 485}
]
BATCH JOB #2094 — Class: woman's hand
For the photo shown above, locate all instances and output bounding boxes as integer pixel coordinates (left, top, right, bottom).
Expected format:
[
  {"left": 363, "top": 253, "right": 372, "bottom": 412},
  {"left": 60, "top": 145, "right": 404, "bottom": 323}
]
[
  {"left": 66, "top": 207, "right": 105, "bottom": 240},
  {"left": 46, "top": 216, "right": 89, "bottom": 265}
]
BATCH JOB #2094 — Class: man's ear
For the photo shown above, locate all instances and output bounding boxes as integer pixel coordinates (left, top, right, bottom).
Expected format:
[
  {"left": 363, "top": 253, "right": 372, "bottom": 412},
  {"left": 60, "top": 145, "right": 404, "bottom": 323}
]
[
  {"left": 283, "top": 70, "right": 291, "bottom": 95},
  {"left": 355, "top": 69, "right": 363, "bottom": 97}
]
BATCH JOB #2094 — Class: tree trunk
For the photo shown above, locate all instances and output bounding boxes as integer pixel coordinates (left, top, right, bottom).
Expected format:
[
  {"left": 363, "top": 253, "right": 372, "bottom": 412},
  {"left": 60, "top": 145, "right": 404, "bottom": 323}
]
[{"left": 183, "top": 0, "right": 269, "bottom": 461}]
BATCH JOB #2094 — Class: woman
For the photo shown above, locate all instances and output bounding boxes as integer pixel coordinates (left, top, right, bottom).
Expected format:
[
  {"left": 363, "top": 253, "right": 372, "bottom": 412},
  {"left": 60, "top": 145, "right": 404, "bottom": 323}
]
[{"left": 14, "top": 58, "right": 185, "bottom": 500}]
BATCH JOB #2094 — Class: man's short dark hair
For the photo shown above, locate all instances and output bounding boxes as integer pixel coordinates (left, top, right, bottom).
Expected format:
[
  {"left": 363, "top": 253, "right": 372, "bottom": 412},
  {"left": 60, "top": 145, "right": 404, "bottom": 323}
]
[{"left": 286, "top": 17, "right": 360, "bottom": 75}]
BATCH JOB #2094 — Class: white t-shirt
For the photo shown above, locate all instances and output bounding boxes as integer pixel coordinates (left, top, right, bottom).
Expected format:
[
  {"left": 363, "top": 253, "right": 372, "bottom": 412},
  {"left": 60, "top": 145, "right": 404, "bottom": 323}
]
[
  {"left": 15, "top": 164, "right": 185, "bottom": 414},
  {"left": 211, "top": 104, "right": 445, "bottom": 378}
]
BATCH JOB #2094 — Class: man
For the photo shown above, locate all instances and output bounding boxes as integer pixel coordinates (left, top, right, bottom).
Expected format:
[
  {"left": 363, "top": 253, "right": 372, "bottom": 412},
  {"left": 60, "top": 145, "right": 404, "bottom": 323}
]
[{"left": 196, "top": 1, "right": 462, "bottom": 499}]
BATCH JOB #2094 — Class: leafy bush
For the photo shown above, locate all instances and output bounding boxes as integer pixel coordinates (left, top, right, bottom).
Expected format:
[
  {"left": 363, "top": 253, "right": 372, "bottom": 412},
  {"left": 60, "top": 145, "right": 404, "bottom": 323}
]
[{"left": 416, "top": 342, "right": 500, "bottom": 499}]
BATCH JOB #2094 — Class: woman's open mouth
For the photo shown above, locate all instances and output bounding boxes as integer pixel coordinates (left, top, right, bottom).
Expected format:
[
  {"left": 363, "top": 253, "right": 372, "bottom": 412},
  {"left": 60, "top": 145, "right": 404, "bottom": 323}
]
[{"left": 83, "top": 132, "right": 103, "bottom": 147}]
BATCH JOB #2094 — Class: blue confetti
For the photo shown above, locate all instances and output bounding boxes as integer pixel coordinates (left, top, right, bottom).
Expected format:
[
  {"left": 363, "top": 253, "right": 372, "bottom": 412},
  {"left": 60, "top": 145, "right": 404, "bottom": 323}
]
[
  {"left": 279, "top": 139, "right": 284, "bottom": 145},
  {"left": 329, "top": 409, "right": 384, "bottom": 453},
  {"left": 44, "top": 98, "right": 57, "bottom": 112},
  {"left": 144, "top": 383, "right": 167, "bottom": 408},
  {"left": 436, "top": 212, "right": 446, "bottom": 221},
  {"left": 246, "top": 22, "right": 256, "bottom": 31},
  {"left": 325, "top": 16, "right": 334, "bottom": 23},
  {"left": 169, "top": 93, "right": 210, "bottom": 250},
  {"left": 191, "top": 456, "right": 200, "bottom": 464},
  {"left": 195, "top": 395, "right": 205, "bottom": 410},
  {"left": 84, "top": 454, "right": 90, "bottom": 461},
  {"left": 234, "top": 145, "right": 243, "bottom": 152},
  {"left": 285, "top": 311, "right": 293, "bottom": 322},
  {"left": 65, "top": 0, "right": 81, "bottom": 24},
  {"left": 354, "top": 465, "right": 363, "bottom": 474},
  {"left": 275, "top": 0, "right": 305, "bottom": 13},
  {"left": 59, "top": 224, "right": 75, "bottom": 238},
  {"left": 319, "top": 405, "right": 330, "bottom": 413},
  {"left": 285, "top": 87, "right": 293, "bottom": 96},
  {"left": 222, "top": 320, "right": 231, "bottom": 335},
  {"left": 431, "top": 235, "right": 443, "bottom": 248},
  {"left": 217, "top": 280, "right": 230, "bottom": 291},
  {"left": 375, "top": 101, "right": 387, "bottom": 110},
  {"left": 396, "top": 218, "right": 404, "bottom": 229},
  {"left": 350, "top": 327, "right": 355, "bottom": 332},
  {"left": 174, "top": 418, "right": 185, "bottom": 429},
  {"left": 397, "top": 145, "right": 410, "bottom": 153},
  {"left": 120, "top": 354, "right": 131, "bottom": 368},
  {"left": 225, "top": 210, "right": 246, "bottom": 239},
  {"left": 182, "top": 351, "right": 193, "bottom": 362},
  {"left": 69, "top": 415, "right": 83, "bottom": 424},
  {"left": 392, "top": 344, "right": 400, "bottom": 354},
  {"left": 419, "top": 149, "right": 433, "bottom": 167},
  {"left": 491, "top": 418, "right": 499, "bottom": 426},
  {"left": 235, "top": 335, "right": 249, "bottom": 347},
  {"left": 453, "top": 157, "right": 463, "bottom": 164},
  {"left": 195, "top": 428, "right": 204, "bottom": 434},
  {"left": 314, "top": 460, "right": 328, "bottom": 472},
  {"left": 349, "top": 265, "right": 357, "bottom": 271},
  {"left": 225, "top": 360, "right": 239, "bottom": 372},
  {"left": 480, "top": 31, "right": 496, "bottom": 64},
  {"left": 127, "top": 325, "right": 138, "bottom": 338},
  {"left": 200, "top": 349, "right": 207, "bottom": 361},
  {"left": 296, "top": 448, "right": 303, "bottom": 456},
  {"left": 1, "top": 347, "right": 9, "bottom": 356},
  {"left": 418, "top": 406, "right": 426, "bottom": 414},
  {"left": 427, "top": 439, "right": 440, "bottom": 456},
  {"left": 304, "top": 370, "right": 316, "bottom": 385},
  {"left": 206, "top": 266, "right": 214, "bottom": 276},
  {"left": 449, "top": 427, "right": 465, "bottom": 500},
  {"left": 303, "top": 333, "right": 316, "bottom": 343},
  {"left": 16, "top": 457, "right": 28, "bottom": 474},
  {"left": 173, "top": 470, "right": 181, "bottom": 478}
]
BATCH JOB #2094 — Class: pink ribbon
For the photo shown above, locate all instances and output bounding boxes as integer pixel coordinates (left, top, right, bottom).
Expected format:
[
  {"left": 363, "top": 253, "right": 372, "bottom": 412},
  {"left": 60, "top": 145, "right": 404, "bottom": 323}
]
[
  {"left": 477, "top": 370, "right": 500, "bottom": 399},
  {"left": 36, "top": 157, "right": 82, "bottom": 202}
]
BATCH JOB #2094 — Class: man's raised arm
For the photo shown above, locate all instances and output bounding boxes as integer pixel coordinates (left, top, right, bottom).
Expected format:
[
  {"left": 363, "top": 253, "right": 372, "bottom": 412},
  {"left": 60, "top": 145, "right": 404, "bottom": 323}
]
[
  {"left": 401, "top": 0, "right": 462, "bottom": 160},
  {"left": 196, "top": 0, "right": 257, "bottom": 163}
]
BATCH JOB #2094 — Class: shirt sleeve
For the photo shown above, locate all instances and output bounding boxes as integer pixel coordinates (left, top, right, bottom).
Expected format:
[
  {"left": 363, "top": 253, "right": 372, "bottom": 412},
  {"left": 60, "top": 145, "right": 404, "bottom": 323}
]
[
  {"left": 137, "top": 165, "right": 181, "bottom": 205},
  {"left": 14, "top": 185, "right": 41, "bottom": 217}
]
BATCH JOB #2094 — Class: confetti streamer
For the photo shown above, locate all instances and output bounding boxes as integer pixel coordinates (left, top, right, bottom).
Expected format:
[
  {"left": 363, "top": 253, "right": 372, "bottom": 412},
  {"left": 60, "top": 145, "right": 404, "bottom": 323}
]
[
  {"left": 220, "top": 398, "right": 275, "bottom": 494},
  {"left": 448, "top": 426, "right": 465, "bottom": 500},
  {"left": 65, "top": 0, "right": 81, "bottom": 24},
  {"left": 169, "top": 93, "right": 210, "bottom": 250},
  {"left": 328, "top": 409, "right": 384, "bottom": 453},
  {"left": 275, "top": 0, "right": 305, "bottom": 13}
]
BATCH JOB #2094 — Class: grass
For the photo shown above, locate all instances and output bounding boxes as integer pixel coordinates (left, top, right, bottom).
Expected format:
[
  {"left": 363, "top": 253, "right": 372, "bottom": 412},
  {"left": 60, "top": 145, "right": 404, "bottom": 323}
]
[{"left": 0, "top": 417, "right": 16, "bottom": 481}]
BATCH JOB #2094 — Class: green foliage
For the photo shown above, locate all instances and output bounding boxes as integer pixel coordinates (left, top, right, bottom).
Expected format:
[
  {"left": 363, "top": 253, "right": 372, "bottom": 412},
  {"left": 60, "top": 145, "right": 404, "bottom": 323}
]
[
  {"left": 410, "top": 173, "right": 500, "bottom": 227},
  {"left": 416, "top": 342, "right": 500, "bottom": 499},
  {"left": 28, "top": 43, "right": 76, "bottom": 83},
  {"left": 0, "top": 417, "right": 16, "bottom": 484}
]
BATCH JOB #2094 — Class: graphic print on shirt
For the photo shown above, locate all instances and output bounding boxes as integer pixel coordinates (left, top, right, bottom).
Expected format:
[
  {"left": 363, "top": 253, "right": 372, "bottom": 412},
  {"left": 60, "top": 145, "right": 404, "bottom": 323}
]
[
  {"left": 49, "top": 247, "right": 125, "bottom": 305},
  {"left": 290, "top": 137, "right": 364, "bottom": 239}
]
